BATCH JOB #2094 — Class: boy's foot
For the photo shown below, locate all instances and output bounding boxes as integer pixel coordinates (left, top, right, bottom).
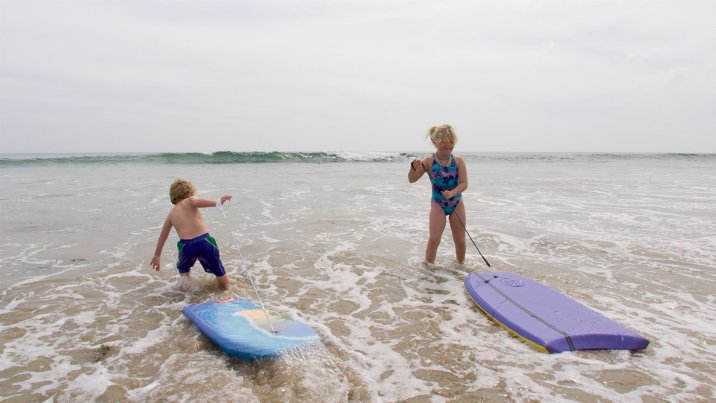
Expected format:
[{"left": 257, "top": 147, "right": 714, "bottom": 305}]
[
  {"left": 216, "top": 275, "right": 230, "bottom": 289},
  {"left": 180, "top": 274, "right": 192, "bottom": 291}
]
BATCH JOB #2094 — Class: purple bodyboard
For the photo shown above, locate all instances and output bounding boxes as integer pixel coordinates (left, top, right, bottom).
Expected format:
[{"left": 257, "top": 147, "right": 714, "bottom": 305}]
[{"left": 465, "top": 272, "right": 649, "bottom": 353}]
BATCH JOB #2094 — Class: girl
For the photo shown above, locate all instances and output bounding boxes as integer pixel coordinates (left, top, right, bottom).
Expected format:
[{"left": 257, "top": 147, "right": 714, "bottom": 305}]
[{"left": 408, "top": 124, "right": 468, "bottom": 263}]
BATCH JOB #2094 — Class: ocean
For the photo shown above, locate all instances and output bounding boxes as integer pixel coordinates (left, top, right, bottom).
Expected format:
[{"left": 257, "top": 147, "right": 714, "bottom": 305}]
[{"left": 1, "top": 152, "right": 714, "bottom": 402}]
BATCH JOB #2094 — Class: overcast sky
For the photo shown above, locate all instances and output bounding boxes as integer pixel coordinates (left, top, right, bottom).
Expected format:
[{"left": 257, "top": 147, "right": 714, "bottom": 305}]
[{"left": 1, "top": 0, "right": 714, "bottom": 153}]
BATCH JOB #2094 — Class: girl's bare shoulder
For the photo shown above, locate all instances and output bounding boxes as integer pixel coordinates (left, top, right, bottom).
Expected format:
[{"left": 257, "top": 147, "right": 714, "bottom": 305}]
[
  {"left": 454, "top": 155, "right": 468, "bottom": 170},
  {"left": 422, "top": 154, "right": 435, "bottom": 170}
]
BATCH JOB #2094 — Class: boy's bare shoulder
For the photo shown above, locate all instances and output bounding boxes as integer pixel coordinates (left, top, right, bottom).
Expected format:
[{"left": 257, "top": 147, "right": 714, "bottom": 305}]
[
  {"left": 168, "top": 198, "right": 192, "bottom": 219},
  {"left": 176, "top": 196, "right": 197, "bottom": 207},
  {"left": 166, "top": 203, "right": 180, "bottom": 221}
]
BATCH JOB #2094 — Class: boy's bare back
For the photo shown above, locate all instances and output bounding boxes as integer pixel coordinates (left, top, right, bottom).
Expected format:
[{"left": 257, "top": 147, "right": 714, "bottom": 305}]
[{"left": 168, "top": 196, "right": 211, "bottom": 240}]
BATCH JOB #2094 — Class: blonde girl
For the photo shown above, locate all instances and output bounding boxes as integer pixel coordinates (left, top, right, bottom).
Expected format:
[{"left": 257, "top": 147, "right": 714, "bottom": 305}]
[{"left": 408, "top": 124, "right": 468, "bottom": 263}]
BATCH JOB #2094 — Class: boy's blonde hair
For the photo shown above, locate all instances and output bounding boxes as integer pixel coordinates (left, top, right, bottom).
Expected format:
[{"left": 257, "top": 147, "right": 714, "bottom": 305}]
[
  {"left": 426, "top": 124, "right": 458, "bottom": 146},
  {"left": 170, "top": 178, "right": 196, "bottom": 205}
]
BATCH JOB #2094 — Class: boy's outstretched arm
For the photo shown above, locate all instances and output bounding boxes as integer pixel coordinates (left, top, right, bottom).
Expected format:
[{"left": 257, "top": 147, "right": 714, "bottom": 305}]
[
  {"left": 151, "top": 216, "right": 172, "bottom": 271},
  {"left": 188, "top": 195, "right": 232, "bottom": 208}
]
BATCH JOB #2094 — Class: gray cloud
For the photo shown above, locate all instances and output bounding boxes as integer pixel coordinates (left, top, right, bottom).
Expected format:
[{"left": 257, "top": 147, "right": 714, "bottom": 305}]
[{"left": 1, "top": 0, "right": 714, "bottom": 153}]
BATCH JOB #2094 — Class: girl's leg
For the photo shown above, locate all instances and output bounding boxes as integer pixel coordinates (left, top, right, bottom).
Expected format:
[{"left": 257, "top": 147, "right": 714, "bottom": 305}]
[
  {"left": 448, "top": 202, "right": 467, "bottom": 263},
  {"left": 426, "top": 202, "right": 447, "bottom": 263}
]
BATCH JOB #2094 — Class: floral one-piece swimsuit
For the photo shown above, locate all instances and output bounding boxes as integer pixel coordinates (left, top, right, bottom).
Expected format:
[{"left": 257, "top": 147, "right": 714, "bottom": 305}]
[{"left": 430, "top": 154, "right": 461, "bottom": 215}]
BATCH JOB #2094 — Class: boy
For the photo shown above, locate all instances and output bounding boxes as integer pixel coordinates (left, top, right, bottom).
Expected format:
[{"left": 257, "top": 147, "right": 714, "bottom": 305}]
[{"left": 151, "top": 178, "right": 232, "bottom": 289}]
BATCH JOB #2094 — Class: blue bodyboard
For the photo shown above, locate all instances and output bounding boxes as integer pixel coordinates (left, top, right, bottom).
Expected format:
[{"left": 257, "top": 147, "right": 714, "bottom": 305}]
[{"left": 183, "top": 297, "right": 320, "bottom": 359}]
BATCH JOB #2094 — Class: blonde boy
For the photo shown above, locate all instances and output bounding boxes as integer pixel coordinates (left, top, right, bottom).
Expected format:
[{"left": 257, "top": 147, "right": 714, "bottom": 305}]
[{"left": 151, "top": 179, "right": 232, "bottom": 289}]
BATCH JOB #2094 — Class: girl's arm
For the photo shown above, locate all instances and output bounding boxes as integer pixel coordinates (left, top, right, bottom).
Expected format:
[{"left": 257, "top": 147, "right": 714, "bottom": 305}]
[
  {"left": 442, "top": 156, "right": 468, "bottom": 199},
  {"left": 408, "top": 156, "right": 432, "bottom": 183}
]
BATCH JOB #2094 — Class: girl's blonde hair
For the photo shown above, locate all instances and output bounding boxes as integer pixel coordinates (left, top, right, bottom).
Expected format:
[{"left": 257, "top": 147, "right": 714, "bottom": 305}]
[
  {"left": 170, "top": 178, "right": 196, "bottom": 205},
  {"left": 426, "top": 124, "right": 457, "bottom": 146}
]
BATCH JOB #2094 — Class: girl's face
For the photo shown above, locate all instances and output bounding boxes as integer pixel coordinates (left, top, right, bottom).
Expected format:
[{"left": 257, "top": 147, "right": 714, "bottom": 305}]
[{"left": 433, "top": 141, "right": 454, "bottom": 155}]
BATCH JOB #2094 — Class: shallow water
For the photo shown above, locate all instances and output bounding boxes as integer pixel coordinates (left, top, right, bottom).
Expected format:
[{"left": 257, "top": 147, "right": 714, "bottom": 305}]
[{"left": 1, "top": 153, "right": 715, "bottom": 401}]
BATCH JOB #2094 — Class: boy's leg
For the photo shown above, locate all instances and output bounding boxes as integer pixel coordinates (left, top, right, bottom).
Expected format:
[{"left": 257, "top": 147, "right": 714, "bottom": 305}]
[
  {"left": 196, "top": 236, "right": 229, "bottom": 289},
  {"left": 426, "top": 202, "right": 447, "bottom": 264},
  {"left": 448, "top": 203, "right": 467, "bottom": 263},
  {"left": 177, "top": 240, "right": 197, "bottom": 290},
  {"left": 180, "top": 272, "right": 192, "bottom": 290},
  {"left": 216, "top": 274, "right": 229, "bottom": 289}
]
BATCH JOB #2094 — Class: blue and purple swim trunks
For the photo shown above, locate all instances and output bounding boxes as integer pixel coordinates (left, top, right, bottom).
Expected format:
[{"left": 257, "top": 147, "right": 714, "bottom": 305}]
[{"left": 176, "top": 233, "right": 226, "bottom": 276}]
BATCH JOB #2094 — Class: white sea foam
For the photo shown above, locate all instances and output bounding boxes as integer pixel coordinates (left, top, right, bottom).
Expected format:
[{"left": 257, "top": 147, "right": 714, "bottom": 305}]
[{"left": 336, "top": 151, "right": 403, "bottom": 161}]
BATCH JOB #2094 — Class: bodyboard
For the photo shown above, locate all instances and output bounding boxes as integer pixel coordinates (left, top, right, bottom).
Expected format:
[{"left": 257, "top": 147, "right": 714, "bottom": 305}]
[
  {"left": 465, "top": 272, "right": 649, "bottom": 353},
  {"left": 183, "top": 297, "right": 320, "bottom": 359}
]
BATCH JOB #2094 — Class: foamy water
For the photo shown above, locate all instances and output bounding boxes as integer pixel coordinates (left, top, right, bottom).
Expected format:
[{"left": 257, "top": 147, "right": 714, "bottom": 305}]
[{"left": 0, "top": 153, "right": 714, "bottom": 401}]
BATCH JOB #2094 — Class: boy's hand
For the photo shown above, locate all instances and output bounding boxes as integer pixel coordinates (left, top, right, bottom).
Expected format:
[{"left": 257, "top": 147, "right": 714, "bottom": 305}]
[
  {"left": 151, "top": 255, "right": 161, "bottom": 271},
  {"left": 216, "top": 195, "right": 232, "bottom": 209}
]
